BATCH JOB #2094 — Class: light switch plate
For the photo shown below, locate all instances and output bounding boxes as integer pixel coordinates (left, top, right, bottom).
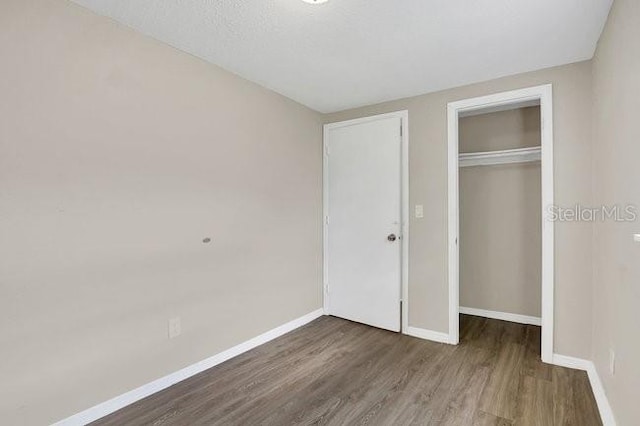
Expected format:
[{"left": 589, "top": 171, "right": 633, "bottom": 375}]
[
  {"left": 634, "top": 234, "right": 640, "bottom": 243},
  {"left": 415, "top": 205, "right": 424, "bottom": 218}
]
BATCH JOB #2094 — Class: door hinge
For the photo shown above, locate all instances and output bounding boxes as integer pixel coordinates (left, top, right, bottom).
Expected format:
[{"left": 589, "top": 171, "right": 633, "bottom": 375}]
[
  {"left": 325, "top": 145, "right": 330, "bottom": 156},
  {"left": 400, "top": 124, "right": 403, "bottom": 137},
  {"left": 325, "top": 216, "right": 330, "bottom": 225}
]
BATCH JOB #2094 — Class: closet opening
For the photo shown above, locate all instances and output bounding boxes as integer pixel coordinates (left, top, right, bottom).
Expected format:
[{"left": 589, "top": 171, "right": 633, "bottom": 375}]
[{"left": 447, "top": 85, "right": 554, "bottom": 363}]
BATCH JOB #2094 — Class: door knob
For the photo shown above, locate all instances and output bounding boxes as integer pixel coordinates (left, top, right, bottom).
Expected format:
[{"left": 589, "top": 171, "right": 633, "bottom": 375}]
[{"left": 387, "top": 234, "right": 397, "bottom": 242}]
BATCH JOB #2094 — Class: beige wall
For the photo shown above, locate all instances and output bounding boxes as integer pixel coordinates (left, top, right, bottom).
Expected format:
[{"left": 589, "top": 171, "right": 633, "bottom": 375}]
[
  {"left": 591, "top": 0, "right": 640, "bottom": 424},
  {"left": 459, "top": 106, "right": 542, "bottom": 153},
  {"left": 325, "top": 61, "right": 593, "bottom": 359},
  {"left": 0, "top": 0, "right": 323, "bottom": 424},
  {"left": 459, "top": 107, "right": 541, "bottom": 317}
]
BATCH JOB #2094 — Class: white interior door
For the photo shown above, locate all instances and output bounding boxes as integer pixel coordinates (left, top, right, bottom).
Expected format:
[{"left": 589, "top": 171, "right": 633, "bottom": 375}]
[{"left": 325, "top": 115, "right": 402, "bottom": 332}]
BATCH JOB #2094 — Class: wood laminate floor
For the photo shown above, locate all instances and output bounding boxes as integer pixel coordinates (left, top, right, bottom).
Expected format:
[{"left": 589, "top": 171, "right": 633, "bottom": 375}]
[{"left": 93, "top": 315, "right": 602, "bottom": 425}]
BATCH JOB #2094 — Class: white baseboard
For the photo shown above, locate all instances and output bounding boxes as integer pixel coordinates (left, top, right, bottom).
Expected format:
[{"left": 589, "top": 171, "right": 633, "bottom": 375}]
[
  {"left": 459, "top": 306, "right": 542, "bottom": 326},
  {"left": 585, "top": 362, "right": 617, "bottom": 426},
  {"left": 552, "top": 354, "right": 616, "bottom": 426},
  {"left": 53, "top": 309, "right": 325, "bottom": 426},
  {"left": 405, "top": 326, "right": 452, "bottom": 344},
  {"left": 551, "top": 353, "right": 592, "bottom": 370}
]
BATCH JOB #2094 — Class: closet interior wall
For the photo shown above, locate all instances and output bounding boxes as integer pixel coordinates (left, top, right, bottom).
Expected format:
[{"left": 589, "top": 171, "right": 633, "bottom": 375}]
[{"left": 459, "top": 106, "right": 542, "bottom": 319}]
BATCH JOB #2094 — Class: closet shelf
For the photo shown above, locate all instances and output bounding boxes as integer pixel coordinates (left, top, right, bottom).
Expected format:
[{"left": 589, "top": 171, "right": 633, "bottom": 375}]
[{"left": 459, "top": 146, "right": 541, "bottom": 167}]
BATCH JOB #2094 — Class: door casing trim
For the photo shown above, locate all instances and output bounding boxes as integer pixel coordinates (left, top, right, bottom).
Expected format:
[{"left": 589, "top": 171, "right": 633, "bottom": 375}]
[{"left": 447, "top": 84, "right": 554, "bottom": 362}]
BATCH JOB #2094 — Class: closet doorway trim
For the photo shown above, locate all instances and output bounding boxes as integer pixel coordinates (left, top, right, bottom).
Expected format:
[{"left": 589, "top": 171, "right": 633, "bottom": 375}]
[{"left": 446, "top": 84, "right": 554, "bottom": 363}]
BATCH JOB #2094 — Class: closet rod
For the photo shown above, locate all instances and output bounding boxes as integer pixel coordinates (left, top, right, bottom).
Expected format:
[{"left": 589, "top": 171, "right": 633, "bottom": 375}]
[{"left": 459, "top": 146, "right": 541, "bottom": 167}]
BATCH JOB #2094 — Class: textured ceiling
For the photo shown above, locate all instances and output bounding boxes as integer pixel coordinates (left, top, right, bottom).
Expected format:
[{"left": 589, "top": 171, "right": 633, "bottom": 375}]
[{"left": 70, "top": 0, "right": 612, "bottom": 113}]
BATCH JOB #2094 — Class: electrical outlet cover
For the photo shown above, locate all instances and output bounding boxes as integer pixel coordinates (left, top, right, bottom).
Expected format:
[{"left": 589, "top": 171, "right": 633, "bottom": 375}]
[
  {"left": 169, "top": 317, "right": 181, "bottom": 339},
  {"left": 609, "top": 349, "right": 615, "bottom": 375}
]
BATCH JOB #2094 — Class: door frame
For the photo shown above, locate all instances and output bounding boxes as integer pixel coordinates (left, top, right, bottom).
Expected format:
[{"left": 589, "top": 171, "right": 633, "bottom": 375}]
[
  {"left": 323, "top": 110, "right": 410, "bottom": 332},
  {"left": 447, "top": 84, "right": 554, "bottom": 363}
]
